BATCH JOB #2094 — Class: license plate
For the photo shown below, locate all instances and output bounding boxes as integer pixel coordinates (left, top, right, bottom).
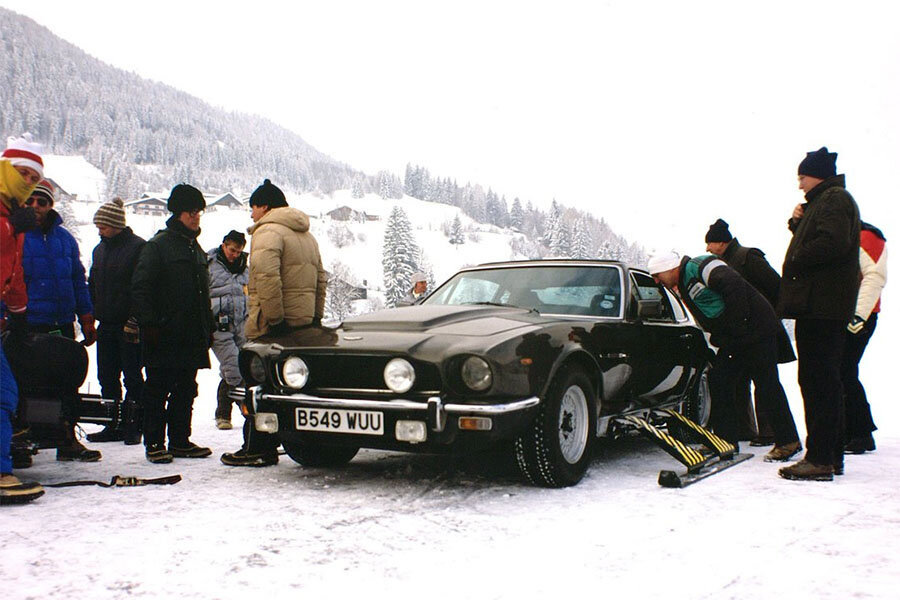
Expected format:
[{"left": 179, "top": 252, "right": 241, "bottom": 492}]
[{"left": 295, "top": 408, "right": 384, "bottom": 435}]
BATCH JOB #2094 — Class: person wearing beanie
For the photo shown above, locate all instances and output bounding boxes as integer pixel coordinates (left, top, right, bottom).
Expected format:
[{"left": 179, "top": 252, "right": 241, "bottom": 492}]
[
  {"left": 221, "top": 179, "right": 326, "bottom": 467},
  {"left": 398, "top": 271, "right": 429, "bottom": 306},
  {"left": 1, "top": 135, "right": 44, "bottom": 504},
  {"left": 86, "top": 199, "right": 147, "bottom": 444},
  {"left": 648, "top": 250, "right": 801, "bottom": 461},
  {"left": 207, "top": 230, "right": 249, "bottom": 430},
  {"left": 19, "top": 180, "right": 100, "bottom": 462},
  {"left": 777, "top": 147, "right": 861, "bottom": 482},
  {"left": 132, "top": 183, "right": 214, "bottom": 463},
  {"left": 704, "top": 219, "right": 796, "bottom": 446}
]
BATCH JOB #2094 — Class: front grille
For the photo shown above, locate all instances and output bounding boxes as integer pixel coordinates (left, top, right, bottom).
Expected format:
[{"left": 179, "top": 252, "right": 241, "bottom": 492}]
[{"left": 278, "top": 353, "right": 442, "bottom": 395}]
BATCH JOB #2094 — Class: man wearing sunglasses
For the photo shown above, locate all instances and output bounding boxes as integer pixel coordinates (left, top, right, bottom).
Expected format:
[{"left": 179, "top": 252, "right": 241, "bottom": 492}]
[{"left": 21, "top": 180, "right": 100, "bottom": 462}]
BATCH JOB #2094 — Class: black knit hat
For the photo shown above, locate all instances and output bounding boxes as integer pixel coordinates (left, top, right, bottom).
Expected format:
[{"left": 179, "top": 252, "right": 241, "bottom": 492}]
[
  {"left": 248, "top": 179, "right": 287, "bottom": 209},
  {"left": 223, "top": 230, "right": 246, "bottom": 246},
  {"left": 798, "top": 147, "right": 838, "bottom": 179},
  {"left": 705, "top": 218, "right": 733, "bottom": 243},
  {"left": 167, "top": 183, "right": 205, "bottom": 214}
]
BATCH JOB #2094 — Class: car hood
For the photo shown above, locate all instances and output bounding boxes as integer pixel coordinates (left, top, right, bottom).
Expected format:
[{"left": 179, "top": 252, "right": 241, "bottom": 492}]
[{"left": 341, "top": 304, "right": 542, "bottom": 336}]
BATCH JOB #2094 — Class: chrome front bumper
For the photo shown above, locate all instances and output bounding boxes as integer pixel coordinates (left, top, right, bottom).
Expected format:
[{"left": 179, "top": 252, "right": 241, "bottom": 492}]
[{"left": 235, "top": 386, "right": 540, "bottom": 433}]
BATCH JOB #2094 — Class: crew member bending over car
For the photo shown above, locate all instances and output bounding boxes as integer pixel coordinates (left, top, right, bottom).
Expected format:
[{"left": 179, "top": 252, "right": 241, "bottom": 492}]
[{"left": 647, "top": 250, "right": 801, "bottom": 464}]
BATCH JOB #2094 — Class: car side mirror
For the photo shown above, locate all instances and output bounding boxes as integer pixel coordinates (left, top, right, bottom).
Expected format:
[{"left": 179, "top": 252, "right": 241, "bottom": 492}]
[{"left": 636, "top": 299, "right": 663, "bottom": 319}]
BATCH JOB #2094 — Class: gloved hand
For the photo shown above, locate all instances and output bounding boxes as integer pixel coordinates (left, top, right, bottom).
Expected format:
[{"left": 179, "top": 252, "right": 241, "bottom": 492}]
[
  {"left": 123, "top": 317, "right": 140, "bottom": 344},
  {"left": 7, "top": 204, "right": 36, "bottom": 234},
  {"left": 847, "top": 315, "right": 866, "bottom": 334},
  {"left": 267, "top": 320, "right": 290, "bottom": 337},
  {"left": 79, "top": 313, "right": 97, "bottom": 346}
]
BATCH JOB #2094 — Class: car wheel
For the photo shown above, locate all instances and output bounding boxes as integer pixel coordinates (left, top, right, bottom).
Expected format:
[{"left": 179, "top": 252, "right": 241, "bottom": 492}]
[
  {"left": 281, "top": 440, "right": 359, "bottom": 467},
  {"left": 686, "top": 367, "right": 711, "bottom": 427},
  {"left": 515, "top": 366, "right": 596, "bottom": 488}
]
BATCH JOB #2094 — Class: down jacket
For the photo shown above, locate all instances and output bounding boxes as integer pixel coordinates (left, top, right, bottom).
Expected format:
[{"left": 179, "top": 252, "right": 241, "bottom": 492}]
[
  {"left": 245, "top": 207, "right": 326, "bottom": 339},
  {"left": 207, "top": 246, "right": 249, "bottom": 334},
  {"left": 22, "top": 211, "right": 92, "bottom": 327},
  {"left": 778, "top": 174, "right": 860, "bottom": 321}
]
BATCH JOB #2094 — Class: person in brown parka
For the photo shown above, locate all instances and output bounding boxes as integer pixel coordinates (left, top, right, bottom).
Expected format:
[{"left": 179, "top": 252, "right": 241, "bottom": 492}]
[{"left": 221, "top": 179, "right": 327, "bottom": 467}]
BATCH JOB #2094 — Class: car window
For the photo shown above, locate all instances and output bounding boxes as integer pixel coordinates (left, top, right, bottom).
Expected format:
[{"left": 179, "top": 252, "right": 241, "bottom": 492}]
[
  {"left": 630, "top": 272, "right": 677, "bottom": 322},
  {"left": 425, "top": 265, "right": 623, "bottom": 317}
]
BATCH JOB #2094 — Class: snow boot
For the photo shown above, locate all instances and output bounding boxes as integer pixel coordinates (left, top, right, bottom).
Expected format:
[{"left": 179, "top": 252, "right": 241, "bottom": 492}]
[
  {"left": 57, "top": 424, "right": 102, "bottom": 462},
  {"left": 0, "top": 474, "right": 44, "bottom": 505},
  {"left": 220, "top": 448, "right": 278, "bottom": 467},
  {"left": 169, "top": 441, "right": 212, "bottom": 458},
  {"left": 778, "top": 459, "right": 833, "bottom": 482},
  {"left": 122, "top": 401, "right": 143, "bottom": 446},
  {"left": 844, "top": 435, "right": 875, "bottom": 455},
  {"left": 87, "top": 425, "right": 125, "bottom": 443},
  {"left": 146, "top": 443, "right": 174, "bottom": 464},
  {"left": 216, "top": 418, "right": 233, "bottom": 430},
  {"left": 763, "top": 441, "right": 802, "bottom": 462}
]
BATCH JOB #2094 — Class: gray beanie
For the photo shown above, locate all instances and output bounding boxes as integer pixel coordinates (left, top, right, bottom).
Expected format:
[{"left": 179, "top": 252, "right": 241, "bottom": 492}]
[{"left": 94, "top": 197, "right": 127, "bottom": 229}]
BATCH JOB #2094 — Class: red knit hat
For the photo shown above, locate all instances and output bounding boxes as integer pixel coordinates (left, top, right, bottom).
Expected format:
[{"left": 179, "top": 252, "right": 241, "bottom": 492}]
[{"left": 3, "top": 133, "right": 44, "bottom": 178}]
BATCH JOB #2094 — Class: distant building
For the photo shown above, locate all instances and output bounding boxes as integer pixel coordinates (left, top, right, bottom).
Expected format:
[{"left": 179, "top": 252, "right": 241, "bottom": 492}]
[
  {"left": 327, "top": 206, "right": 379, "bottom": 222},
  {"left": 125, "top": 194, "right": 168, "bottom": 216},
  {"left": 44, "top": 178, "right": 77, "bottom": 204},
  {"left": 205, "top": 192, "right": 243, "bottom": 211}
]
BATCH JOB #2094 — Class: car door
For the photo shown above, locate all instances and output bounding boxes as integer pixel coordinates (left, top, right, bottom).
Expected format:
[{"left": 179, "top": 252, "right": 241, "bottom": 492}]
[{"left": 626, "top": 271, "right": 699, "bottom": 404}]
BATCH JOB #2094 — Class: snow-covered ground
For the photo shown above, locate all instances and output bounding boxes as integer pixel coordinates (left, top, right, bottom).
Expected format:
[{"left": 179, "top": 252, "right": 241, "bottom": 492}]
[{"left": 3, "top": 158, "right": 897, "bottom": 599}]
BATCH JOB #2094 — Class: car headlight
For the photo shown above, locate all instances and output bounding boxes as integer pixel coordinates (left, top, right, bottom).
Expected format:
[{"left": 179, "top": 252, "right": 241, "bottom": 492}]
[
  {"left": 282, "top": 357, "right": 309, "bottom": 389},
  {"left": 461, "top": 356, "right": 492, "bottom": 391},
  {"left": 248, "top": 354, "right": 267, "bottom": 383},
  {"left": 384, "top": 358, "right": 415, "bottom": 393}
]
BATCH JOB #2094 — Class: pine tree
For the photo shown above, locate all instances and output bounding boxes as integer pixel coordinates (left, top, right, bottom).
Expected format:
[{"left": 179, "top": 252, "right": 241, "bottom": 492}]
[
  {"left": 571, "top": 218, "right": 593, "bottom": 258},
  {"left": 510, "top": 197, "right": 524, "bottom": 230},
  {"left": 448, "top": 214, "right": 465, "bottom": 247},
  {"left": 382, "top": 206, "right": 419, "bottom": 307},
  {"left": 326, "top": 261, "right": 361, "bottom": 321},
  {"left": 351, "top": 177, "right": 364, "bottom": 199}
]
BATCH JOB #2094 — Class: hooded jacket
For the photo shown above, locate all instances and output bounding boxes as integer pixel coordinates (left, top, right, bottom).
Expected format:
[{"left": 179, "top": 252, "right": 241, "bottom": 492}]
[
  {"left": 207, "top": 246, "right": 249, "bottom": 332},
  {"left": 245, "top": 207, "right": 326, "bottom": 339},
  {"left": 1, "top": 161, "right": 33, "bottom": 314},
  {"left": 22, "top": 210, "right": 92, "bottom": 326},
  {"left": 778, "top": 174, "right": 860, "bottom": 321}
]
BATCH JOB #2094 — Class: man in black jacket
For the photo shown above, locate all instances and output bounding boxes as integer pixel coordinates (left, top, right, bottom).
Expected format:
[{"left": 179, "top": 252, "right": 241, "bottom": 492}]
[
  {"left": 648, "top": 251, "right": 801, "bottom": 460},
  {"left": 132, "top": 184, "right": 214, "bottom": 464},
  {"left": 87, "top": 198, "right": 145, "bottom": 444},
  {"left": 777, "top": 147, "right": 860, "bottom": 482},
  {"left": 705, "top": 219, "right": 797, "bottom": 447}
]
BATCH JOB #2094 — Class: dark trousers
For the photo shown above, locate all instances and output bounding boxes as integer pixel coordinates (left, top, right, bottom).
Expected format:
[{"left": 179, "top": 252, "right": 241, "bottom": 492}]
[
  {"left": 708, "top": 337, "right": 799, "bottom": 446},
  {"left": 142, "top": 367, "right": 198, "bottom": 448},
  {"left": 96, "top": 322, "right": 143, "bottom": 413},
  {"left": 795, "top": 319, "right": 846, "bottom": 466},
  {"left": 242, "top": 414, "right": 280, "bottom": 456},
  {"left": 841, "top": 313, "right": 877, "bottom": 439}
]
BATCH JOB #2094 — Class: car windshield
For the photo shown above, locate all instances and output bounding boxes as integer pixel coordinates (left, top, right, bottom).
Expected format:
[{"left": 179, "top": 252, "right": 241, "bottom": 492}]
[{"left": 424, "top": 264, "right": 623, "bottom": 317}]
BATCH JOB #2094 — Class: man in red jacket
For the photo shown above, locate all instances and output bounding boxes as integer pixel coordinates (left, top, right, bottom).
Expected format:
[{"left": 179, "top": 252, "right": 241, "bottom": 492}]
[
  {"left": 1, "top": 134, "right": 45, "bottom": 505},
  {"left": 841, "top": 222, "right": 887, "bottom": 454}
]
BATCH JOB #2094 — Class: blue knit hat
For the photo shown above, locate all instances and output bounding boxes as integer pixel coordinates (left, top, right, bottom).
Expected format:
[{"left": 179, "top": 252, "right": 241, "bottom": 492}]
[{"left": 798, "top": 147, "right": 837, "bottom": 179}]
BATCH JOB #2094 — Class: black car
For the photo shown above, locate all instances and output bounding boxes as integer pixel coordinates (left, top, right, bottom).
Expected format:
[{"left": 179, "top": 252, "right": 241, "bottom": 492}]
[{"left": 239, "top": 260, "right": 712, "bottom": 487}]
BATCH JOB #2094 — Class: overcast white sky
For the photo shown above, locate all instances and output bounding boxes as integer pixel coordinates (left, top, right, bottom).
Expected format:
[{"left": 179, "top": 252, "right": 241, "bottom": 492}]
[{"left": 3, "top": 0, "right": 898, "bottom": 253}]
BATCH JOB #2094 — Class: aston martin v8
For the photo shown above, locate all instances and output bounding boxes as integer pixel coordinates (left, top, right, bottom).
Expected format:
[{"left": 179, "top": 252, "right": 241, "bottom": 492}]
[{"left": 238, "top": 260, "right": 712, "bottom": 487}]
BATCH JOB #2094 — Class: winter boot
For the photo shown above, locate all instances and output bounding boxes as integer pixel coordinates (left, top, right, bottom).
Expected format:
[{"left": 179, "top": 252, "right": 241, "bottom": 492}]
[
  {"left": 87, "top": 425, "right": 125, "bottom": 443},
  {"left": 763, "top": 441, "right": 802, "bottom": 462},
  {"left": 57, "top": 425, "right": 102, "bottom": 462},
  {"left": 221, "top": 448, "right": 279, "bottom": 467},
  {"left": 146, "top": 443, "right": 174, "bottom": 464},
  {"left": 122, "top": 400, "right": 143, "bottom": 446},
  {"left": 0, "top": 474, "right": 45, "bottom": 505},
  {"left": 778, "top": 459, "right": 834, "bottom": 482},
  {"left": 169, "top": 441, "right": 212, "bottom": 458},
  {"left": 844, "top": 435, "right": 876, "bottom": 455},
  {"left": 215, "top": 379, "right": 234, "bottom": 429}
]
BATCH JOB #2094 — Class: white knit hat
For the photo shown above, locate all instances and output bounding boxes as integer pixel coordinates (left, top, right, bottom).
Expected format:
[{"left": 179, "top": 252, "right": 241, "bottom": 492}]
[
  {"left": 3, "top": 133, "right": 44, "bottom": 178},
  {"left": 647, "top": 250, "right": 682, "bottom": 275}
]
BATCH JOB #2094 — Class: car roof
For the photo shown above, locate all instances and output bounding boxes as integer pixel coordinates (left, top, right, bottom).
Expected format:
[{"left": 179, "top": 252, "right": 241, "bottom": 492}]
[{"left": 463, "top": 258, "right": 651, "bottom": 277}]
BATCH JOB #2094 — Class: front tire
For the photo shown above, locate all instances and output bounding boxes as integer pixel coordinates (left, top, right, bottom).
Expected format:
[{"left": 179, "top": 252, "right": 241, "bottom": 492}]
[
  {"left": 686, "top": 367, "right": 711, "bottom": 427},
  {"left": 515, "top": 366, "right": 596, "bottom": 487},
  {"left": 282, "top": 440, "right": 359, "bottom": 467}
]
